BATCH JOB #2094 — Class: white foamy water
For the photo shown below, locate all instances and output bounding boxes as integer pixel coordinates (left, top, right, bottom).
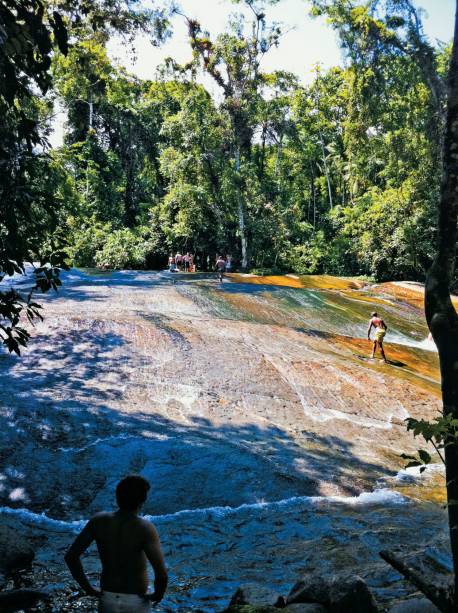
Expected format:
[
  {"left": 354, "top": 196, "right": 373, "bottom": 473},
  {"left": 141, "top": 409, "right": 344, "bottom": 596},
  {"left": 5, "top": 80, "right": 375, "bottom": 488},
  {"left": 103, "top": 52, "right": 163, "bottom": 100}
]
[
  {"left": 395, "top": 463, "right": 444, "bottom": 482},
  {"left": 0, "top": 489, "right": 408, "bottom": 534},
  {"left": 386, "top": 333, "right": 438, "bottom": 352}
]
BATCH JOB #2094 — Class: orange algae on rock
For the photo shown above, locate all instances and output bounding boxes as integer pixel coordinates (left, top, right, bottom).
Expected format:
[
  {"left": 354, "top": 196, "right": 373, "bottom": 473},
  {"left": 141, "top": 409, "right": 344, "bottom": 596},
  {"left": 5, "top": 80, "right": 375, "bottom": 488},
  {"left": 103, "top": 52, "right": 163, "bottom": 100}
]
[
  {"left": 227, "top": 273, "right": 305, "bottom": 288},
  {"left": 331, "top": 334, "right": 441, "bottom": 396},
  {"left": 392, "top": 469, "right": 447, "bottom": 505},
  {"left": 373, "top": 282, "right": 425, "bottom": 310},
  {"left": 298, "top": 275, "right": 367, "bottom": 291},
  {"left": 226, "top": 273, "right": 367, "bottom": 291},
  {"left": 374, "top": 281, "right": 458, "bottom": 311}
]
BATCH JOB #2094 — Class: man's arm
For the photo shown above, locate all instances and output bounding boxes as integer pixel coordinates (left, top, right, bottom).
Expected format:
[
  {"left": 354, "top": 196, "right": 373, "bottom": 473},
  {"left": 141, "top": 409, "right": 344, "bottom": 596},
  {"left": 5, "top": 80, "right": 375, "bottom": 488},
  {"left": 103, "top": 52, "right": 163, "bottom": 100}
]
[
  {"left": 367, "top": 320, "right": 374, "bottom": 339},
  {"left": 143, "top": 523, "right": 168, "bottom": 604},
  {"left": 64, "top": 519, "right": 100, "bottom": 597}
]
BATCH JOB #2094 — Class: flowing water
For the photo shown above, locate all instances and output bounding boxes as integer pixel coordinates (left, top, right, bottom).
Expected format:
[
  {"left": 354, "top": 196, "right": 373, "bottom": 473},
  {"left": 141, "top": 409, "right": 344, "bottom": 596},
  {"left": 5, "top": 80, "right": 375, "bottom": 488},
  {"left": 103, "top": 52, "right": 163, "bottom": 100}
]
[{"left": 0, "top": 270, "right": 449, "bottom": 611}]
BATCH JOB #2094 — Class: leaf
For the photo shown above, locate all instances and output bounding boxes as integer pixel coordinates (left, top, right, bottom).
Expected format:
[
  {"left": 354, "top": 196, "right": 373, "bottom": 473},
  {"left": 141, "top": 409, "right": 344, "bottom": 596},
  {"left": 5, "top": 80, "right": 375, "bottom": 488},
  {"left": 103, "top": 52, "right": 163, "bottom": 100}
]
[
  {"left": 51, "top": 11, "right": 69, "bottom": 55},
  {"left": 418, "top": 450, "right": 432, "bottom": 465}
]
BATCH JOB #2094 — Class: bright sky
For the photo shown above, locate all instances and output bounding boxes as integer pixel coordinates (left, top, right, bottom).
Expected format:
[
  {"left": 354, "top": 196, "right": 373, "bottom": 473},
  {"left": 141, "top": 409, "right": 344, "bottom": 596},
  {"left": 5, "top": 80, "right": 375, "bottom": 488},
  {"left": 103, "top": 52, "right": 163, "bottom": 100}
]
[
  {"left": 107, "top": 0, "right": 455, "bottom": 84},
  {"left": 50, "top": 0, "right": 455, "bottom": 147}
]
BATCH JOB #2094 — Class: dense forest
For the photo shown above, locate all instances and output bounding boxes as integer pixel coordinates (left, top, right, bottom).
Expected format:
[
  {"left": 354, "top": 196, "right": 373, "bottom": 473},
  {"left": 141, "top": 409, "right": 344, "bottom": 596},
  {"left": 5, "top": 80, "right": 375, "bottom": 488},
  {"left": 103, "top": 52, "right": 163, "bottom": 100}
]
[{"left": 0, "top": 1, "right": 453, "bottom": 299}]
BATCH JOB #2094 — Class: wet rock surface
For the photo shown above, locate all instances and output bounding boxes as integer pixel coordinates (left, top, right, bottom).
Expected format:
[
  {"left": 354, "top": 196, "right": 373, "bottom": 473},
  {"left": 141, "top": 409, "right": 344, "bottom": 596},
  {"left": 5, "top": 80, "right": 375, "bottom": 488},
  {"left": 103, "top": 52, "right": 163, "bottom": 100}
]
[
  {"left": 284, "top": 605, "right": 327, "bottom": 613},
  {"left": 388, "top": 598, "right": 441, "bottom": 612},
  {"left": 224, "top": 607, "right": 280, "bottom": 613},
  {"left": 0, "top": 270, "right": 449, "bottom": 610},
  {"left": 287, "top": 576, "right": 331, "bottom": 605},
  {"left": 0, "top": 588, "right": 50, "bottom": 612},
  {"left": 286, "top": 574, "right": 378, "bottom": 612},
  {"left": 229, "top": 584, "right": 285, "bottom": 608},
  {"left": 0, "top": 525, "right": 34, "bottom": 574},
  {"left": 328, "top": 576, "right": 378, "bottom": 612}
]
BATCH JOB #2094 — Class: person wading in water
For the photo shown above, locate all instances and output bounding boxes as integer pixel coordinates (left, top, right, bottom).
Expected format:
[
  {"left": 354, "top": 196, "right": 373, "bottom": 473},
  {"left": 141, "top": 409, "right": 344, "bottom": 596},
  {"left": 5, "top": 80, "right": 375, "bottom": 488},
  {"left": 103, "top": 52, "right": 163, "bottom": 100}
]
[
  {"left": 65, "top": 475, "right": 168, "bottom": 612},
  {"left": 367, "top": 311, "right": 388, "bottom": 363}
]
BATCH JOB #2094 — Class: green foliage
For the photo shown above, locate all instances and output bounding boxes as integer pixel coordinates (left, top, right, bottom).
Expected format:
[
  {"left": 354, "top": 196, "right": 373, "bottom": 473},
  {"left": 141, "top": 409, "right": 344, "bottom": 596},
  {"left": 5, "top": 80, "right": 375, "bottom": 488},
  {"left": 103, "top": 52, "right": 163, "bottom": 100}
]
[
  {"left": 335, "top": 178, "right": 434, "bottom": 279},
  {"left": 94, "top": 228, "right": 160, "bottom": 270},
  {"left": 43, "top": 0, "right": 446, "bottom": 284},
  {"left": 400, "top": 414, "right": 458, "bottom": 475},
  {"left": 68, "top": 218, "right": 113, "bottom": 267},
  {"left": 68, "top": 219, "right": 164, "bottom": 270}
]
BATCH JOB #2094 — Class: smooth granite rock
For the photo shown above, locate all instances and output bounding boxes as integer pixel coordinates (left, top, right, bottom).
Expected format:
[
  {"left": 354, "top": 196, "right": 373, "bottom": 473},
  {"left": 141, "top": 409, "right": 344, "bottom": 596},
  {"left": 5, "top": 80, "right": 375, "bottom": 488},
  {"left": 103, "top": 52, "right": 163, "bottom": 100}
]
[
  {"left": 0, "top": 525, "right": 34, "bottom": 574},
  {"left": 389, "top": 598, "right": 441, "bottom": 613}
]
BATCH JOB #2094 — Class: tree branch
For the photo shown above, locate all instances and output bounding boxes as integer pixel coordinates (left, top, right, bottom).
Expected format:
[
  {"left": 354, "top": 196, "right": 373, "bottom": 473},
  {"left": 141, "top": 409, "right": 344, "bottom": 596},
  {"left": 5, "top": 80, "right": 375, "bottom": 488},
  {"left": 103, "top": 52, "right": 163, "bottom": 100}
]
[{"left": 379, "top": 550, "right": 453, "bottom": 612}]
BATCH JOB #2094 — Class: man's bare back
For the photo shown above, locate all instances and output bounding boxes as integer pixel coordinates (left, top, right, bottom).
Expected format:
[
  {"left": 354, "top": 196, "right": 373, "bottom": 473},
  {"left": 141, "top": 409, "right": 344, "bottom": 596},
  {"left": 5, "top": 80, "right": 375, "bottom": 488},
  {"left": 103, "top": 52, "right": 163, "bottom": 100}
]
[
  {"left": 367, "top": 311, "right": 388, "bottom": 362},
  {"left": 65, "top": 476, "right": 167, "bottom": 612},
  {"left": 93, "top": 511, "right": 163, "bottom": 594}
]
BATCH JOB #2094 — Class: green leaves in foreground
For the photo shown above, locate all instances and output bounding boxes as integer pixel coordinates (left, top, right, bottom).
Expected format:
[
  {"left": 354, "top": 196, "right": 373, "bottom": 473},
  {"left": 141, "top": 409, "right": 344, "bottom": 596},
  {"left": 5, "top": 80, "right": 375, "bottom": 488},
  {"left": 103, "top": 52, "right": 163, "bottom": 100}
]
[
  {"left": 400, "top": 449, "right": 432, "bottom": 474},
  {"left": 0, "top": 260, "right": 69, "bottom": 356},
  {"left": 401, "top": 415, "right": 458, "bottom": 473}
]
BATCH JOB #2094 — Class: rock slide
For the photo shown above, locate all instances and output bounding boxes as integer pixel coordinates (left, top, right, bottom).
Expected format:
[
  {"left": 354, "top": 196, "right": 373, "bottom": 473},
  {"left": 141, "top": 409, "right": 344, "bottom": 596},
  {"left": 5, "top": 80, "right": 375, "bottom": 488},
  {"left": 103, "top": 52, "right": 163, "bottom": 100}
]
[{"left": 0, "top": 270, "right": 450, "bottom": 610}]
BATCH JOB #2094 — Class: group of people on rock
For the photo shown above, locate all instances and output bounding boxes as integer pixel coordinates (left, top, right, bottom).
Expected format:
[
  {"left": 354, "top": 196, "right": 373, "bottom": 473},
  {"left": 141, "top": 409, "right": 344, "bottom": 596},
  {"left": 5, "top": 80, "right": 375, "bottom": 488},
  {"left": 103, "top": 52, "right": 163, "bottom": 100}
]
[
  {"left": 168, "top": 252, "right": 233, "bottom": 281},
  {"left": 168, "top": 252, "right": 194, "bottom": 272}
]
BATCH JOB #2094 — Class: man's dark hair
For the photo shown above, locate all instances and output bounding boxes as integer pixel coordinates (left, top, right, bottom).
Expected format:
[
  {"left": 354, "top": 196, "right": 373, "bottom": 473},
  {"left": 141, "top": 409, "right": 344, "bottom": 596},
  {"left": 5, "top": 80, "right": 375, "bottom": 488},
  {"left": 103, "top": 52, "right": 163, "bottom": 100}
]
[
  {"left": 371, "top": 311, "right": 378, "bottom": 317},
  {"left": 116, "top": 475, "right": 150, "bottom": 511}
]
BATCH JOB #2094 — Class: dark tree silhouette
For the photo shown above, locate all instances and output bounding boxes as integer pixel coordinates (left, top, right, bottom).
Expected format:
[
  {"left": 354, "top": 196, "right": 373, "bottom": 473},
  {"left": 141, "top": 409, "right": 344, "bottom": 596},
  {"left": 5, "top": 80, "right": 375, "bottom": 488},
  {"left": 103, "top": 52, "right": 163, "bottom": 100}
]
[{"left": 425, "top": 0, "right": 458, "bottom": 604}]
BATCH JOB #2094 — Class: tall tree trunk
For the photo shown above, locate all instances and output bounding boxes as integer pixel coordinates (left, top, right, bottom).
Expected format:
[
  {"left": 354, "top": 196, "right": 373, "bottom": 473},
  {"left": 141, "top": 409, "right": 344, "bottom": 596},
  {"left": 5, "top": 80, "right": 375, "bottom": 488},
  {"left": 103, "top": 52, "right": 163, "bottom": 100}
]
[
  {"left": 235, "top": 146, "right": 248, "bottom": 270},
  {"left": 260, "top": 124, "right": 267, "bottom": 182},
  {"left": 276, "top": 136, "right": 283, "bottom": 177},
  {"left": 319, "top": 130, "right": 333, "bottom": 210},
  {"left": 309, "top": 162, "right": 317, "bottom": 232},
  {"left": 88, "top": 89, "right": 93, "bottom": 131},
  {"left": 424, "top": 0, "right": 458, "bottom": 601}
]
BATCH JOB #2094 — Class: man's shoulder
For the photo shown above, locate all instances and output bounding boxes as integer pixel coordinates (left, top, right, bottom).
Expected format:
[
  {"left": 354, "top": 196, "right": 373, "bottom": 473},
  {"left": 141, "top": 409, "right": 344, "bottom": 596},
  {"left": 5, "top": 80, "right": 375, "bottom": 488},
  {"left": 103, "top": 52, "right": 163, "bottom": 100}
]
[
  {"left": 90, "top": 511, "right": 115, "bottom": 525},
  {"left": 136, "top": 516, "right": 159, "bottom": 537}
]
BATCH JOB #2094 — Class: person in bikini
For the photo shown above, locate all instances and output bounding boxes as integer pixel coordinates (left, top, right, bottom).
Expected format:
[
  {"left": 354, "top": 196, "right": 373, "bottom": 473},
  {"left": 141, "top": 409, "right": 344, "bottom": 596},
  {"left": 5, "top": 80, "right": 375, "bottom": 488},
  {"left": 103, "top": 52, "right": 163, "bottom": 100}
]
[
  {"left": 65, "top": 475, "right": 168, "bottom": 612},
  {"left": 367, "top": 311, "right": 388, "bottom": 362}
]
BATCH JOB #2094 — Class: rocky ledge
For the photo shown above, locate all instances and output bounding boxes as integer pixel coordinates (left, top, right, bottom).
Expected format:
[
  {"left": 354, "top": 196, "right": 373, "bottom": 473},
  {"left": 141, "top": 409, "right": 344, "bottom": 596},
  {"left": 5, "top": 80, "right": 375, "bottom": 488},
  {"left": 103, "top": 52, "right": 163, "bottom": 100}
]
[
  {"left": 223, "top": 575, "right": 441, "bottom": 613},
  {"left": 0, "top": 526, "right": 51, "bottom": 611}
]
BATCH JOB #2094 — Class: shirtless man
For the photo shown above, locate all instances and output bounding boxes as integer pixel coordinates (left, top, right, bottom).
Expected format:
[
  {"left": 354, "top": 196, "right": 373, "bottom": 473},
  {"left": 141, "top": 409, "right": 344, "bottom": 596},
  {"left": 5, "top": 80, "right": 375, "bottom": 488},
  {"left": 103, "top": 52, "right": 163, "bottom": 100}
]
[
  {"left": 215, "top": 255, "right": 226, "bottom": 283},
  {"left": 183, "top": 253, "right": 190, "bottom": 272},
  {"left": 65, "top": 475, "right": 168, "bottom": 612},
  {"left": 367, "top": 311, "right": 388, "bottom": 362}
]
